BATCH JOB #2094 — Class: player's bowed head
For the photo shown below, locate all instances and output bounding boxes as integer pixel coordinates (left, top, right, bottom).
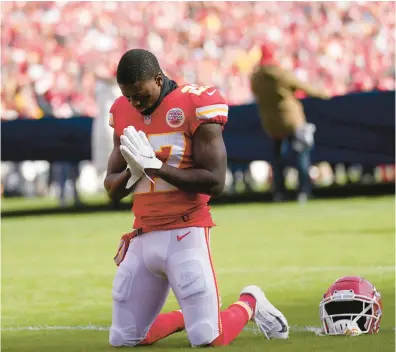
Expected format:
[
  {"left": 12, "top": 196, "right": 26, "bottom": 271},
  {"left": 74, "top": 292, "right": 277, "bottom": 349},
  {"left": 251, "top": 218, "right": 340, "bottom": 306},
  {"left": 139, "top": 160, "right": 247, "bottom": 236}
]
[{"left": 116, "top": 49, "right": 164, "bottom": 115}]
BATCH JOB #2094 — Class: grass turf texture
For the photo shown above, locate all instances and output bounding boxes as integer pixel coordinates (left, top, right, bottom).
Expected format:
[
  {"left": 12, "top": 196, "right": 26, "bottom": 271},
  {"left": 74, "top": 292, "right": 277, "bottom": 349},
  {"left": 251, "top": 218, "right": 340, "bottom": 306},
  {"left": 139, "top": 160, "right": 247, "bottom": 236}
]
[{"left": 2, "top": 196, "right": 394, "bottom": 351}]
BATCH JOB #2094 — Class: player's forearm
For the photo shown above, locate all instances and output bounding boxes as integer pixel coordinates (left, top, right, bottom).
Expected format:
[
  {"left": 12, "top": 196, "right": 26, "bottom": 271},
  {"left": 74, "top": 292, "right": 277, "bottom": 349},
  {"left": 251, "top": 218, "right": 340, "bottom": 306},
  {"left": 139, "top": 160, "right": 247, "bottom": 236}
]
[
  {"left": 154, "top": 163, "right": 224, "bottom": 197},
  {"left": 104, "top": 169, "right": 133, "bottom": 201}
]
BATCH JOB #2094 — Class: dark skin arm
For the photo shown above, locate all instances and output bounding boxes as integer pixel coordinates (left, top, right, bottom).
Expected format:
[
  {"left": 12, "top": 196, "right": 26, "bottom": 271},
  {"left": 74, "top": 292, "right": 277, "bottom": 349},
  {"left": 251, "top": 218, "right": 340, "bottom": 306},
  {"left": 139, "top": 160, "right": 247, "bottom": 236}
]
[
  {"left": 103, "top": 132, "right": 134, "bottom": 201},
  {"left": 148, "top": 123, "right": 227, "bottom": 197}
]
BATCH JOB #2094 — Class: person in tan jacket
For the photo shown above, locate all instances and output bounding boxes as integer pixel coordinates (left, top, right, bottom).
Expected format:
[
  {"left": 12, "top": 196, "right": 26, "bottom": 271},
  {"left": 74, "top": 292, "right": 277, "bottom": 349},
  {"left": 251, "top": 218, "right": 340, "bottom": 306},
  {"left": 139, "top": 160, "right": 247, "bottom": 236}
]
[{"left": 251, "top": 43, "right": 329, "bottom": 202}]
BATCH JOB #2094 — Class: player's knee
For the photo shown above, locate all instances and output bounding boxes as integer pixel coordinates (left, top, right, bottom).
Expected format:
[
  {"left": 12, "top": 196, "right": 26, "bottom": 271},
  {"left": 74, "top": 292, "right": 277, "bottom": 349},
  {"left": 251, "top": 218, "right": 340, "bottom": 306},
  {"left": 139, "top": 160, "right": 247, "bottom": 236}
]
[
  {"left": 109, "top": 327, "right": 125, "bottom": 347},
  {"left": 187, "top": 321, "right": 218, "bottom": 347},
  {"left": 109, "top": 326, "right": 144, "bottom": 347}
]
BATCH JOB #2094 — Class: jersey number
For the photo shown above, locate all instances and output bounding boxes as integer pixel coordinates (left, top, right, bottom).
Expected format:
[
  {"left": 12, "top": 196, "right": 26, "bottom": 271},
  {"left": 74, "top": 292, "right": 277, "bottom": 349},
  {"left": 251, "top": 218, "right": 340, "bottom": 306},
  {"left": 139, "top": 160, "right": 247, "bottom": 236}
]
[
  {"left": 134, "top": 132, "right": 186, "bottom": 194},
  {"left": 181, "top": 84, "right": 210, "bottom": 96}
]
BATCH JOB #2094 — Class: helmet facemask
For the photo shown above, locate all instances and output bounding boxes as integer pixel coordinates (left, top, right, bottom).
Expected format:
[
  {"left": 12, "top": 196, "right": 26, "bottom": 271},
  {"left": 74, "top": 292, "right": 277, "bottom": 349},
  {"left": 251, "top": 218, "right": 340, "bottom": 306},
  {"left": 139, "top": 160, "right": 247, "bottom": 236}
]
[{"left": 319, "top": 290, "right": 382, "bottom": 335}]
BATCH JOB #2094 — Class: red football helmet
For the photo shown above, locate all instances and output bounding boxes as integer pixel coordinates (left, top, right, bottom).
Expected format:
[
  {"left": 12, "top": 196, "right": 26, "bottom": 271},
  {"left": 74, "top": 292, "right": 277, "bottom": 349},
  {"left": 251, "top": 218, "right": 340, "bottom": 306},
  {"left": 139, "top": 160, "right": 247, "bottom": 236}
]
[{"left": 319, "top": 276, "right": 382, "bottom": 335}]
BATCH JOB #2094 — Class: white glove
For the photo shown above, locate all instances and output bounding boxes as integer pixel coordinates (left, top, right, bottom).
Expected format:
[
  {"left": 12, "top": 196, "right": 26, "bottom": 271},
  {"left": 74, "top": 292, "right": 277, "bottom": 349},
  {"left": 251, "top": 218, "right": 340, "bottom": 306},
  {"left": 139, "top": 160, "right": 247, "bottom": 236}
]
[
  {"left": 119, "top": 138, "right": 143, "bottom": 189},
  {"left": 120, "top": 126, "right": 163, "bottom": 183},
  {"left": 119, "top": 129, "right": 144, "bottom": 190},
  {"left": 125, "top": 164, "right": 143, "bottom": 189}
]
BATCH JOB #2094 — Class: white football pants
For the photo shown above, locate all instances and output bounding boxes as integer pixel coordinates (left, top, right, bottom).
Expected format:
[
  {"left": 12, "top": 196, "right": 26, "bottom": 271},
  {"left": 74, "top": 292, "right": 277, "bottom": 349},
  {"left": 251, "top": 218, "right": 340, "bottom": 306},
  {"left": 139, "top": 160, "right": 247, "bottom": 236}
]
[{"left": 109, "top": 227, "right": 221, "bottom": 347}]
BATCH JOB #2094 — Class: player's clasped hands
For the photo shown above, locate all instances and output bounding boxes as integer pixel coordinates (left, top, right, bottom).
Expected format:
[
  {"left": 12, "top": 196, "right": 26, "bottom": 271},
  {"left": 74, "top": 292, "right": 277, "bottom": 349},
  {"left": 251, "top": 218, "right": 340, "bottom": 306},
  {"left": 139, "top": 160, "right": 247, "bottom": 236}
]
[{"left": 120, "top": 126, "right": 163, "bottom": 186}]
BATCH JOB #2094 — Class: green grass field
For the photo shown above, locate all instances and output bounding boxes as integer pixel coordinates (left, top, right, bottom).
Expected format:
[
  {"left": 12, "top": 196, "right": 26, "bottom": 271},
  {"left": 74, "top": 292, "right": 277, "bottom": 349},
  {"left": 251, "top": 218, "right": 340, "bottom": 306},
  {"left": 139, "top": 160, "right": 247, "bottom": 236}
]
[{"left": 2, "top": 196, "right": 395, "bottom": 351}]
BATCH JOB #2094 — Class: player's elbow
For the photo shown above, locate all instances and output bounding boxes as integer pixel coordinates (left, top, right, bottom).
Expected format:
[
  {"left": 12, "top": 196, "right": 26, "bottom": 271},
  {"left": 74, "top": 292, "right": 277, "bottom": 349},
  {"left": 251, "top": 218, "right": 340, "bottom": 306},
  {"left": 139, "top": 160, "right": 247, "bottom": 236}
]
[
  {"left": 210, "top": 186, "right": 224, "bottom": 197},
  {"left": 208, "top": 180, "right": 225, "bottom": 197},
  {"left": 206, "top": 170, "right": 226, "bottom": 197},
  {"left": 103, "top": 178, "right": 113, "bottom": 198},
  {"left": 104, "top": 177, "right": 120, "bottom": 201},
  {"left": 105, "top": 179, "right": 132, "bottom": 202}
]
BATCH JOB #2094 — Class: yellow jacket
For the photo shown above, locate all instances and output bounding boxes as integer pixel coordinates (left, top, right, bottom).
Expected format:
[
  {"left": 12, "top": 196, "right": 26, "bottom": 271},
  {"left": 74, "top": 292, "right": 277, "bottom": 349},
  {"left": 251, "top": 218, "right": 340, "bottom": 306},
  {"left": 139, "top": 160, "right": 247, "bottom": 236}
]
[{"left": 251, "top": 65, "right": 328, "bottom": 138}]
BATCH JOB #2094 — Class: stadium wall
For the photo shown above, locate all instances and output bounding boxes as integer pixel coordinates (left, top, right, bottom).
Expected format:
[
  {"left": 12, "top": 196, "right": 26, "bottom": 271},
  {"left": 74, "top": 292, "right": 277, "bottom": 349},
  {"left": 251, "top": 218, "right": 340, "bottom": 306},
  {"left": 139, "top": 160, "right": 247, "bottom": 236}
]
[{"left": 2, "top": 90, "right": 395, "bottom": 166}]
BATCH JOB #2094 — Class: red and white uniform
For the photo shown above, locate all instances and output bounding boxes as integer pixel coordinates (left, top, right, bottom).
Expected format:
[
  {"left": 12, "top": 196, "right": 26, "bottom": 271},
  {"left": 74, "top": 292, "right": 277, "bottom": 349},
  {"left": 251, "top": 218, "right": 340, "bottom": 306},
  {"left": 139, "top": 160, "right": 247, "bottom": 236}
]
[
  {"left": 109, "top": 84, "right": 228, "bottom": 347},
  {"left": 110, "top": 84, "right": 228, "bottom": 232}
]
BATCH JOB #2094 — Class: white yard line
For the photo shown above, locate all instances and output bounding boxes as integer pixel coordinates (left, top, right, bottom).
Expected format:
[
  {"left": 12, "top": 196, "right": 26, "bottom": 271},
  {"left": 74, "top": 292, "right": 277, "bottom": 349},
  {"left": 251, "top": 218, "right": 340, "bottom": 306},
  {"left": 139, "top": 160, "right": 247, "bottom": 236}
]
[{"left": 1, "top": 324, "right": 322, "bottom": 334}]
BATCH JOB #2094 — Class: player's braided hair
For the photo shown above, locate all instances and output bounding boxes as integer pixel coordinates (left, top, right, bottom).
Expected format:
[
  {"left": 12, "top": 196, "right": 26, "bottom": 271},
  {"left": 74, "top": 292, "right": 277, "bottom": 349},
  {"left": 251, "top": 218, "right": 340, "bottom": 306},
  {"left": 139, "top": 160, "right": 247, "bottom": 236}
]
[{"left": 116, "top": 49, "right": 161, "bottom": 84}]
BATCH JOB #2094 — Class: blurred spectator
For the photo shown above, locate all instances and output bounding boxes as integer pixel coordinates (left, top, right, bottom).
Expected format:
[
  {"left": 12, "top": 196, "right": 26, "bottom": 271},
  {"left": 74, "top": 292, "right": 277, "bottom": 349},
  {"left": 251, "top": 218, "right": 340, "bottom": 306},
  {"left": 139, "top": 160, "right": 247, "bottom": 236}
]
[
  {"left": 49, "top": 161, "right": 82, "bottom": 208},
  {"left": 228, "top": 162, "right": 254, "bottom": 194},
  {"left": 92, "top": 66, "right": 117, "bottom": 180},
  {"left": 1, "top": 1, "right": 394, "bottom": 119},
  {"left": 250, "top": 43, "right": 329, "bottom": 202},
  {"left": 92, "top": 65, "right": 120, "bottom": 207}
]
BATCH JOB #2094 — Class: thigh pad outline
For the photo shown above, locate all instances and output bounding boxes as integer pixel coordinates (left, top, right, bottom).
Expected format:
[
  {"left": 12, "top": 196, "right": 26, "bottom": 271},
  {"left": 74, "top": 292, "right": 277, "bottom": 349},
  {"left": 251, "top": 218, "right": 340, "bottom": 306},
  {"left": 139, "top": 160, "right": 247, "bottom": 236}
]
[{"left": 173, "top": 259, "right": 206, "bottom": 299}]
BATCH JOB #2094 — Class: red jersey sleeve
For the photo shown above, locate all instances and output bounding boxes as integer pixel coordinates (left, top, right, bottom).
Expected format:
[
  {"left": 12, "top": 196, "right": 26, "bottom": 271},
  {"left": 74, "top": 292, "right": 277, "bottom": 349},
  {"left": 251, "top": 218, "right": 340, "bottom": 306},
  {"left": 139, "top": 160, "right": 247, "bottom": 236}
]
[
  {"left": 188, "top": 86, "right": 228, "bottom": 135},
  {"left": 109, "top": 96, "right": 124, "bottom": 128},
  {"left": 109, "top": 96, "right": 134, "bottom": 137}
]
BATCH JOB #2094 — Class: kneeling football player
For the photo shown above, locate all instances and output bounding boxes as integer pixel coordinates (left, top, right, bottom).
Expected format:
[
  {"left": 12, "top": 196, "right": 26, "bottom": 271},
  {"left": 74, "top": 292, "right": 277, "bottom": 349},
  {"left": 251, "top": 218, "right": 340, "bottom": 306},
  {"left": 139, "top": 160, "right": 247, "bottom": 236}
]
[{"left": 104, "top": 49, "right": 289, "bottom": 347}]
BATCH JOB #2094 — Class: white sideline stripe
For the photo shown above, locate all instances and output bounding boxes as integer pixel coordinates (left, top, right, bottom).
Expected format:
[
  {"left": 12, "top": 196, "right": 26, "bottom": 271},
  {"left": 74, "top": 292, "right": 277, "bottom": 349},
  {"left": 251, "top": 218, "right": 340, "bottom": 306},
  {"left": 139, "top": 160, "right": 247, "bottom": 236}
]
[
  {"left": 3, "top": 325, "right": 395, "bottom": 335},
  {"left": 1, "top": 325, "right": 321, "bottom": 333},
  {"left": 245, "top": 325, "right": 323, "bottom": 336}
]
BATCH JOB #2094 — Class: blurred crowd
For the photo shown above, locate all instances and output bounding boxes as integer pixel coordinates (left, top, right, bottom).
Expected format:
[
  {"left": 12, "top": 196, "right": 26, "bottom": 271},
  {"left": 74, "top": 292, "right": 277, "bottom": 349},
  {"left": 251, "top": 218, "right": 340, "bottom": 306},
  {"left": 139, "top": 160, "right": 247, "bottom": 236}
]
[{"left": 1, "top": 1, "right": 395, "bottom": 120}]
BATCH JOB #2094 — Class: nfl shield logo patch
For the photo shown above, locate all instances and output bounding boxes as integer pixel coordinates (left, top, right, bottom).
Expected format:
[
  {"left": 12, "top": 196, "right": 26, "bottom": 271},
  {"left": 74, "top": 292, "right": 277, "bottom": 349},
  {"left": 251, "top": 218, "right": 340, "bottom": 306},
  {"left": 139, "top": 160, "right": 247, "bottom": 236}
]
[{"left": 144, "top": 115, "right": 152, "bottom": 125}]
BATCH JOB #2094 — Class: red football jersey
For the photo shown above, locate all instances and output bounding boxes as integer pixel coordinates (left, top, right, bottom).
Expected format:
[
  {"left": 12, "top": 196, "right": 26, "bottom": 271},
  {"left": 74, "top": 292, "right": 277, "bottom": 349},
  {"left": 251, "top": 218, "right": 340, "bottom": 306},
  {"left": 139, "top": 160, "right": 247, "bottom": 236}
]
[{"left": 110, "top": 84, "right": 228, "bottom": 232}]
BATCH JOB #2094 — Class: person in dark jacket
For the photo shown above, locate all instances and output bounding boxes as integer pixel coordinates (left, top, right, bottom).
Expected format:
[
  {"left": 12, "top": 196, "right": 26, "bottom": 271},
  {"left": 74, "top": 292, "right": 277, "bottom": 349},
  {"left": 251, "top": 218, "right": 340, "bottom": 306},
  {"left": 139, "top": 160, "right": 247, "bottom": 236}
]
[{"left": 251, "top": 43, "right": 330, "bottom": 202}]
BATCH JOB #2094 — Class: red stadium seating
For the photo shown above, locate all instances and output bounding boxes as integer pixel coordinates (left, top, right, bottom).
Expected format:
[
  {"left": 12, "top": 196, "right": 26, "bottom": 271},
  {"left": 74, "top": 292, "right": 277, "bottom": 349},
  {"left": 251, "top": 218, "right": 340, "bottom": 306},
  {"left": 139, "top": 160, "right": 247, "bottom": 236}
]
[{"left": 2, "top": 1, "right": 395, "bottom": 119}]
